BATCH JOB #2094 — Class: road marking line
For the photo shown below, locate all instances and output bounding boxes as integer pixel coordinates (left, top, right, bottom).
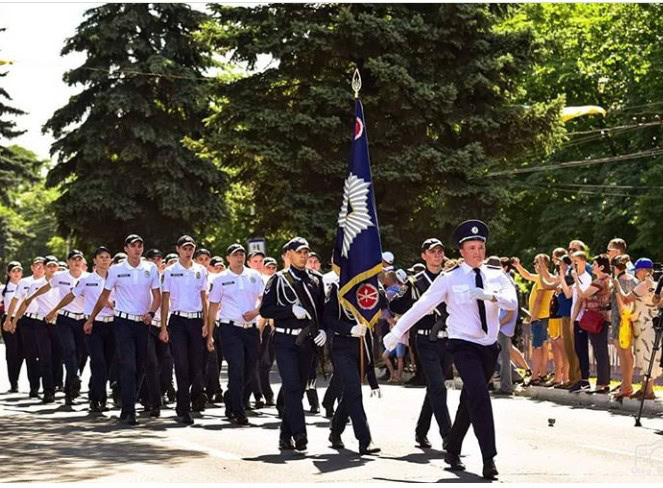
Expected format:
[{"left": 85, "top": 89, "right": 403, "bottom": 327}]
[{"left": 579, "top": 445, "right": 663, "bottom": 463}]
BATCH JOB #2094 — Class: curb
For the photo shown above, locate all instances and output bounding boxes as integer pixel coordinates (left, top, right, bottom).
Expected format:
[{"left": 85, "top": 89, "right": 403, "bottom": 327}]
[{"left": 519, "top": 385, "right": 663, "bottom": 415}]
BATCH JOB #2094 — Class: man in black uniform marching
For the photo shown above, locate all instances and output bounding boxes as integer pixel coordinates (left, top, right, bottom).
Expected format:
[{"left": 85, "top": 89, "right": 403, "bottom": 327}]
[
  {"left": 389, "top": 238, "right": 453, "bottom": 451},
  {"left": 324, "top": 280, "right": 380, "bottom": 455},
  {"left": 384, "top": 221, "right": 517, "bottom": 480},
  {"left": 260, "top": 237, "right": 327, "bottom": 451}
]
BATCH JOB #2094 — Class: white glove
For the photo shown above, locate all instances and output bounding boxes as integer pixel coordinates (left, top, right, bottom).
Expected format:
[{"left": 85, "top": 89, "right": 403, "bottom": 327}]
[
  {"left": 350, "top": 324, "right": 367, "bottom": 337},
  {"left": 468, "top": 287, "right": 494, "bottom": 301},
  {"left": 383, "top": 332, "right": 399, "bottom": 351},
  {"left": 314, "top": 329, "right": 327, "bottom": 346},
  {"left": 370, "top": 388, "right": 382, "bottom": 398},
  {"left": 292, "top": 304, "right": 310, "bottom": 320}
]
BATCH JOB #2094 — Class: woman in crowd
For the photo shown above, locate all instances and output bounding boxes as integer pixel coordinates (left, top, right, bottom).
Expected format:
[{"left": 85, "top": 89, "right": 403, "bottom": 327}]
[
  {"left": 610, "top": 254, "right": 638, "bottom": 399},
  {"left": 575, "top": 254, "right": 612, "bottom": 393}
]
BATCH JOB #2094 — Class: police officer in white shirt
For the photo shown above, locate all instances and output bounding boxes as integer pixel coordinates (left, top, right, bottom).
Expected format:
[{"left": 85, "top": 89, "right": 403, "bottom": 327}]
[
  {"left": 4, "top": 257, "right": 46, "bottom": 397},
  {"left": 384, "top": 220, "right": 517, "bottom": 480},
  {"left": 14, "top": 256, "right": 62, "bottom": 403},
  {"left": 207, "top": 243, "right": 264, "bottom": 425},
  {"left": 159, "top": 235, "right": 208, "bottom": 425},
  {"left": 85, "top": 234, "right": 161, "bottom": 425},
  {"left": 29, "top": 249, "right": 89, "bottom": 405},
  {"left": 47, "top": 247, "right": 115, "bottom": 412},
  {"left": 1, "top": 261, "right": 24, "bottom": 393},
  {"left": 145, "top": 248, "right": 175, "bottom": 414}
]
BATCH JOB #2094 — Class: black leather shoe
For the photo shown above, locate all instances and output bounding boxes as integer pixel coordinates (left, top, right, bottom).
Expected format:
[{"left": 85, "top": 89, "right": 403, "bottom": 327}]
[
  {"left": 482, "top": 458, "right": 498, "bottom": 480},
  {"left": 329, "top": 431, "right": 345, "bottom": 449},
  {"left": 294, "top": 434, "right": 308, "bottom": 451},
  {"left": 359, "top": 441, "right": 381, "bottom": 455},
  {"left": 89, "top": 401, "right": 101, "bottom": 413},
  {"left": 279, "top": 438, "right": 295, "bottom": 450},
  {"left": 125, "top": 412, "right": 139, "bottom": 426},
  {"left": 310, "top": 405, "right": 320, "bottom": 414},
  {"left": 193, "top": 393, "right": 207, "bottom": 412},
  {"left": 324, "top": 407, "right": 335, "bottom": 419},
  {"left": 150, "top": 407, "right": 161, "bottom": 418},
  {"left": 254, "top": 400, "right": 265, "bottom": 409},
  {"left": 444, "top": 453, "right": 466, "bottom": 471},
  {"left": 234, "top": 415, "right": 249, "bottom": 426},
  {"left": 181, "top": 412, "right": 194, "bottom": 425},
  {"left": 265, "top": 397, "right": 275, "bottom": 407},
  {"left": 244, "top": 401, "right": 254, "bottom": 411},
  {"left": 64, "top": 395, "right": 74, "bottom": 406},
  {"left": 42, "top": 392, "right": 55, "bottom": 404},
  {"left": 29, "top": 390, "right": 39, "bottom": 398},
  {"left": 416, "top": 433, "right": 432, "bottom": 449},
  {"left": 9, "top": 386, "right": 18, "bottom": 393}
]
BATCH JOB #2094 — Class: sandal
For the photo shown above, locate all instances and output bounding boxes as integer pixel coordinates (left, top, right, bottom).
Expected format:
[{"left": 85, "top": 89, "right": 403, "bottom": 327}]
[
  {"left": 643, "top": 392, "right": 656, "bottom": 400},
  {"left": 610, "top": 383, "right": 622, "bottom": 393},
  {"left": 631, "top": 389, "right": 643, "bottom": 399}
]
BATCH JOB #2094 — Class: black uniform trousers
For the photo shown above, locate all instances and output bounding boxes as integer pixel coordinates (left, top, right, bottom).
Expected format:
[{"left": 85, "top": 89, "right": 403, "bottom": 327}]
[
  {"left": 329, "top": 334, "right": 371, "bottom": 444},
  {"left": 220, "top": 323, "right": 259, "bottom": 417},
  {"left": 258, "top": 325, "right": 275, "bottom": 402},
  {"left": 169, "top": 315, "right": 205, "bottom": 415},
  {"left": 415, "top": 335, "right": 453, "bottom": 440},
  {"left": 31, "top": 318, "right": 59, "bottom": 394},
  {"left": 274, "top": 332, "right": 314, "bottom": 440},
  {"left": 138, "top": 325, "right": 163, "bottom": 409},
  {"left": 86, "top": 320, "right": 115, "bottom": 403},
  {"left": 445, "top": 338, "right": 499, "bottom": 460},
  {"left": 56, "top": 314, "right": 85, "bottom": 395},
  {"left": 204, "top": 325, "right": 223, "bottom": 398},
  {"left": 2, "top": 313, "right": 24, "bottom": 390},
  {"left": 113, "top": 316, "right": 150, "bottom": 415},
  {"left": 17, "top": 317, "right": 42, "bottom": 393},
  {"left": 322, "top": 343, "right": 341, "bottom": 412}
]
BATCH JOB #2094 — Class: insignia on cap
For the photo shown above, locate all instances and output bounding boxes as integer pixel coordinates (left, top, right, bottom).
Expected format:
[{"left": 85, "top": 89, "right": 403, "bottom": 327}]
[{"left": 471, "top": 226, "right": 478, "bottom": 234}]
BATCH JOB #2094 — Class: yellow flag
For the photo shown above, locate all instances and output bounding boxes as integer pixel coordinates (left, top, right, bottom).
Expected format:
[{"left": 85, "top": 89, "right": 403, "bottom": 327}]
[{"left": 561, "top": 105, "right": 606, "bottom": 123}]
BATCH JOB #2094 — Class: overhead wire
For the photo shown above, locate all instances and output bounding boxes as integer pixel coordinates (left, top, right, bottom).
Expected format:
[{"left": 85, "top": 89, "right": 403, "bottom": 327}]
[{"left": 487, "top": 148, "right": 663, "bottom": 177}]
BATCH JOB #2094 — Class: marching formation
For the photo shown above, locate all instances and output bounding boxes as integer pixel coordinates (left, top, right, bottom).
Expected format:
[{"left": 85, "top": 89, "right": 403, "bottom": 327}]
[{"left": 0, "top": 221, "right": 522, "bottom": 480}]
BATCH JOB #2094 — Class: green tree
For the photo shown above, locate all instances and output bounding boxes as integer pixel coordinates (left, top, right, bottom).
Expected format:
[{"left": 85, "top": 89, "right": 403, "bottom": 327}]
[
  {"left": 494, "top": 4, "right": 663, "bottom": 262},
  {"left": 195, "top": 3, "right": 564, "bottom": 264},
  {"left": 0, "top": 146, "right": 61, "bottom": 270},
  {"left": 44, "top": 4, "right": 227, "bottom": 252}
]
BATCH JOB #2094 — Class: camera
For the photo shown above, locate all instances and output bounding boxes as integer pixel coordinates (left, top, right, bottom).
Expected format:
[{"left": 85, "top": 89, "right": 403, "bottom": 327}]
[{"left": 561, "top": 255, "right": 572, "bottom": 266}]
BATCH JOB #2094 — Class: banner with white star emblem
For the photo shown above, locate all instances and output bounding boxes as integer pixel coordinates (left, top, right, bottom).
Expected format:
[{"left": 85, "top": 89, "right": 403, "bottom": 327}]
[{"left": 332, "top": 99, "right": 383, "bottom": 329}]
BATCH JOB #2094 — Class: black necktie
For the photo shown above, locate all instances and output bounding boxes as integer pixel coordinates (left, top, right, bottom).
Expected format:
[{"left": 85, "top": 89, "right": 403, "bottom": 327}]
[{"left": 473, "top": 268, "right": 488, "bottom": 334}]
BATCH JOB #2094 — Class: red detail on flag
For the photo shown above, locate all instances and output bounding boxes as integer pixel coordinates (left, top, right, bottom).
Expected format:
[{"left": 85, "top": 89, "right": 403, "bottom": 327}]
[
  {"left": 356, "top": 283, "right": 378, "bottom": 310},
  {"left": 354, "top": 117, "right": 364, "bottom": 140}
]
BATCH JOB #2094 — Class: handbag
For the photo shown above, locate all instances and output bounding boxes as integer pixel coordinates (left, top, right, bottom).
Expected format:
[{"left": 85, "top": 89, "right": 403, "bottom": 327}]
[
  {"left": 619, "top": 307, "right": 633, "bottom": 349},
  {"left": 579, "top": 309, "right": 605, "bottom": 334}
]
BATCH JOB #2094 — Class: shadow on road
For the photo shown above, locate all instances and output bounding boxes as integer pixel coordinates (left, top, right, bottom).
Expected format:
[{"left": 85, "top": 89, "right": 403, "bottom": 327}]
[{"left": 0, "top": 395, "right": 203, "bottom": 482}]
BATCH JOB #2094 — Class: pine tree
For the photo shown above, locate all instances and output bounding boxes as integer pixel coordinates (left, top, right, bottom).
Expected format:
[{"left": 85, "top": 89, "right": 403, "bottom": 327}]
[{"left": 44, "top": 4, "right": 226, "bottom": 250}]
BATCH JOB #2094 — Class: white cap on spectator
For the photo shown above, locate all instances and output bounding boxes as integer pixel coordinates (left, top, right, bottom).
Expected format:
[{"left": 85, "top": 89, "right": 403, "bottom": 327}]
[
  {"left": 395, "top": 269, "right": 407, "bottom": 284},
  {"left": 382, "top": 251, "right": 394, "bottom": 265}
]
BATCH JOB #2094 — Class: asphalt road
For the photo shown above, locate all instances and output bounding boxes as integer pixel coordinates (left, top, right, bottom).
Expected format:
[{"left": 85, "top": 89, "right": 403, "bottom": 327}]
[{"left": 1, "top": 345, "right": 662, "bottom": 483}]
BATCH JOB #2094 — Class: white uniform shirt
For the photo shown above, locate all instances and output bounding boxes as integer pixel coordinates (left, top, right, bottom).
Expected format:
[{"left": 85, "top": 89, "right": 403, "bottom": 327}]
[
  {"left": 50, "top": 270, "right": 88, "bottom": 314},
  {"left": 161, "top": 261, "right": 208, "bottom": 313},
  {"left": 2, "top": 281, "right": 20, "bottom": 315},
  {"left": 29, "top": 275, "right": 61, "bottom": 317},
  {"left": 209, "top": 267, "right": 264, "bottom": 323},
  {"left": 72, "top": 271, "right": 114, "bottom": 318},
  {"left": 104, "top": 260, "right": 160, "bottom": 316},
  {"left": 572, "top": 270, "right": 592, "bottom": 321},
  {"left": 391, "top": 262, "right": 518, "bottom": 346},
  {"left": 13, "top": 277, "right": 35, "bottom": 314}
]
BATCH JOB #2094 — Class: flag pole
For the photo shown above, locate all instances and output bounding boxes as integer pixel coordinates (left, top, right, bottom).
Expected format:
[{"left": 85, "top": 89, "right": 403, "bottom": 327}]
[{"left": 352, "top": 67, "right": 366, "bottom": 384}]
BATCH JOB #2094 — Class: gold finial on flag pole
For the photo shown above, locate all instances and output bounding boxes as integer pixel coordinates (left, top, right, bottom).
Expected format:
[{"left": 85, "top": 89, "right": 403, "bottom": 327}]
[{"left": 352, "top": 68, "right": 362, "bottom": 99}]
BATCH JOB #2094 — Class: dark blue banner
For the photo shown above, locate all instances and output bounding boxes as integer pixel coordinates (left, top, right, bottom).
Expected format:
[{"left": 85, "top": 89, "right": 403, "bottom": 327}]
[{"left": 332, "top": 99, "right": 383, "bottom": 328}]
